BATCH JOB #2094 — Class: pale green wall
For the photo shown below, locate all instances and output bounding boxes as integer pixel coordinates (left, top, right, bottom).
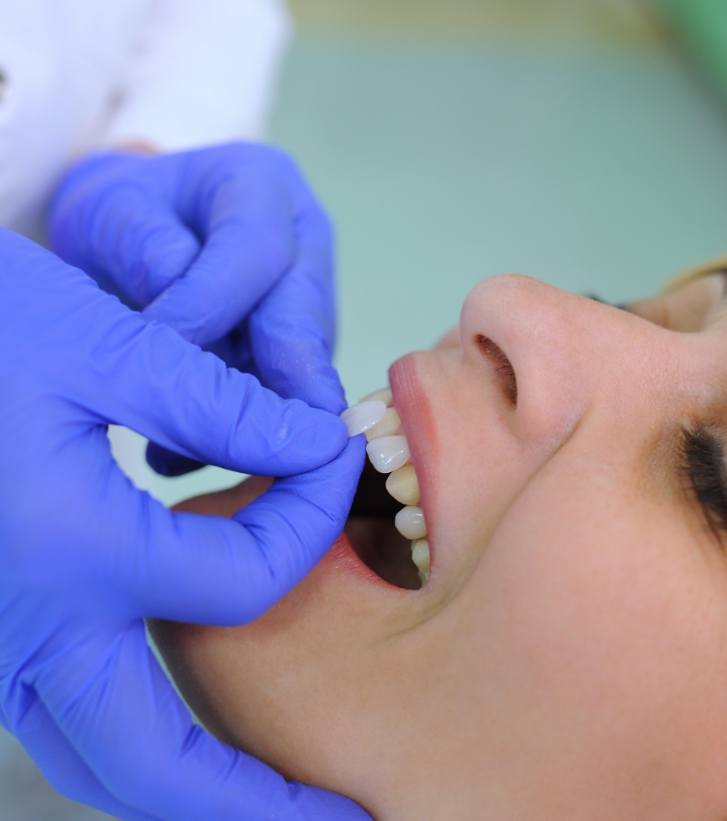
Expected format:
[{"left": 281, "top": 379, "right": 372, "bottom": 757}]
[{"left": 127, "top": 1, "right": 727, "bottom": 506}]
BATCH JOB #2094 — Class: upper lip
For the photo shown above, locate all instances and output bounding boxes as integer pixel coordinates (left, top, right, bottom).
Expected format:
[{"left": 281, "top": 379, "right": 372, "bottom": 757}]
[{"left": 388, "top": 352, "right": 439, "bottom": 576}]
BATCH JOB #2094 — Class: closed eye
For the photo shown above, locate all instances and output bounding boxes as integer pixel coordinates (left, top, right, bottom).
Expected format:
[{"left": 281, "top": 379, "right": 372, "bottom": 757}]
[{"left": 680, "top": 425, "right": 727, "bottom": 545}]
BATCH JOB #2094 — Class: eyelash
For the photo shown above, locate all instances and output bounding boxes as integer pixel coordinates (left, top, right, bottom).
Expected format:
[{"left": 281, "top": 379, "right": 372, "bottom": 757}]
[
  {"left": 590, "top": 285, "right": 727, "bottom": 544},
  {"left": 680, "top": 426, "right": 727, "bottom": 544}
]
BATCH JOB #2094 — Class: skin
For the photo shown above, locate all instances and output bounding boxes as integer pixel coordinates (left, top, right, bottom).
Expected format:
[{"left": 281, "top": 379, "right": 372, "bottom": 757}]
[{"left": 152, "top": 271, "right": 727, "bottom": 820}]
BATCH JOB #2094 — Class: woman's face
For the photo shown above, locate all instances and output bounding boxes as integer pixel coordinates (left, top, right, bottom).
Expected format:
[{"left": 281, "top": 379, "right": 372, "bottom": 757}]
[{"left": 153, "top": 273, "right": 727, "bottom": 821}]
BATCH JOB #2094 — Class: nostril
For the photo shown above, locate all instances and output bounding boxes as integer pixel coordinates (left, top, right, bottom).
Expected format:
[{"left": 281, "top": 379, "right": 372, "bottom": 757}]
[{"left": 475, "top": 334, "right": 518, "bottom": 405}]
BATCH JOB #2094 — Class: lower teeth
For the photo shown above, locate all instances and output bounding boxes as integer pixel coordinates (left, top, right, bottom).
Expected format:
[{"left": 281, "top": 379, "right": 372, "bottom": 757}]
[
  {"left": 346, "top": 459, "right": 423, "bottom": 589},
  {"left": 345, "top": 518, "right": 421, "bottom": 589},
  {"left": 394, "top": 506, "right": 426, "bottom": 541},
  {"left": 411, "top": 539, "right": 430, "bottom": 584}
]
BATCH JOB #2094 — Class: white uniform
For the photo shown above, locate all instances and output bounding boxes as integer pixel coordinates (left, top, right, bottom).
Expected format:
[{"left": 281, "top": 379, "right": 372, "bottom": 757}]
[{"left": 0, "top": 0, "right": 291, "bottom": 240}]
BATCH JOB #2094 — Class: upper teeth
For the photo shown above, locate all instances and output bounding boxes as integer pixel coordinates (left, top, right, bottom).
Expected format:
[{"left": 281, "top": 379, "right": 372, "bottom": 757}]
[
  {"left": 341, "top": 400, "right": 387, "bottom": 436},
  {"left": 360, "top": 387, "right": 393, "bottom": 405},
  {"left": 366, "top": 435, "right": 410, "bottom": 473},
  {"left": 341, "top": 389, "right": 431, "bottom": 584},
  {"left": 365, "top": 407, "right": 401, "bottom": 440},
  {"left": 385, "top": 464, "right": 419, "bottom": 505}
]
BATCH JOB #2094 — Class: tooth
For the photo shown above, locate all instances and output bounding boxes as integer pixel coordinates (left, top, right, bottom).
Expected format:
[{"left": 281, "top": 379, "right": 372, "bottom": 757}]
[
  {"left": 394, "top": 506, "right": 427, "bottom": 540},
  {"left": 366, "top": 435, "right": 410, "bottom": 473},
  {"left": 340, "top": 400, "right": 387, "bottom": 436},
  {"left": 411, "top": 539, "right": 430, "bottom": 584},
  {"left": 385, "top": 464, "right": 420, "bottom": 505},
  {"left": 360, "top": 387, "right": 393, "bottom": 406},
  {"left": 365, "top": 407, "right": 401, "bottom": 441}
]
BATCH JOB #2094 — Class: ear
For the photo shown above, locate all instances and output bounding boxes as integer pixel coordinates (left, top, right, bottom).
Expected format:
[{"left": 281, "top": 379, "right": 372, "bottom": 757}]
[{"left": 626, "top": 266, "right": 727, "bottom": 332}]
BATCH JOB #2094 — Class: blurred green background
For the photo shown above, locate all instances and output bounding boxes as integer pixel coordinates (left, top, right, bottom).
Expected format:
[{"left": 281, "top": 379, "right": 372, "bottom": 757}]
[
  {"left": 115, "top": 0, "right": 727, "bottom": 509},
  {"left": 10, "top": 0, "right": 727, "bottom": 817}
]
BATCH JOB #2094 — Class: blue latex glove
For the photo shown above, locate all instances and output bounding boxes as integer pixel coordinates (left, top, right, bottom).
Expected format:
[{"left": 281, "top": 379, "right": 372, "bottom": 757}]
[
  {"left": 48, "top": 142, "right": 344, "bottom": 476},
  {"left": 0, "top": 229, "right": 369, "bottom": 820}
]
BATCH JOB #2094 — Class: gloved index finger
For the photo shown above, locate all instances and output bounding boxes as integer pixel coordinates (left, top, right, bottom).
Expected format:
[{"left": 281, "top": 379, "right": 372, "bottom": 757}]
[
  {"left": 247, "top": 183, "right": 345, "bottom": 414},
  {"left": 73, "top": 293, "right": 348, "bottom": 478},
  {"left": 14, "top": 698, "right": 160, "bottom": 821},
  {"left": 35, "top": 623, "right": 372, "bottom": 821},
  {"left": 143, "top": 157, "right": 296, "bottom": 347}
]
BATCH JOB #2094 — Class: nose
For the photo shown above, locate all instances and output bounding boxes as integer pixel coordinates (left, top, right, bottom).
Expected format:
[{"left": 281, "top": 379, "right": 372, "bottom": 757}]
[{"left": 459, "top": 274, "right": 611, "bottom": 448}]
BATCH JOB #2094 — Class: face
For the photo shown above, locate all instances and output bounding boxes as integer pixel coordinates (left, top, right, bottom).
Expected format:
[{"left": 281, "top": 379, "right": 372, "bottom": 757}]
[{"left": 152, "top": 272, "right": 727, "bottom": 821}]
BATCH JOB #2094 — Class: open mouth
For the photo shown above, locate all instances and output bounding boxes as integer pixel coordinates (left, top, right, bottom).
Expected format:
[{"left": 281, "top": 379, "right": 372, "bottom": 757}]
[{"left": 343, "top": 389, "right": 430, "bottom": 591}]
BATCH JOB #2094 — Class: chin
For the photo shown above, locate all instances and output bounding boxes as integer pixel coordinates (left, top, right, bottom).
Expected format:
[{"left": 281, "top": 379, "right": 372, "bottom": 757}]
[
  {"left": 150, "top": 373, "right": 441, "bottom": 816},
  {"left": 149, "top": 533, "right": 400, "bottom": 812}
]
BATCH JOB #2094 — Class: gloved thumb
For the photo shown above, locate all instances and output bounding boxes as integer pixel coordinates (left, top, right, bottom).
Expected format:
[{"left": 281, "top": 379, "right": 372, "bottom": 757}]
[{"left": 34, "top": 624, "right": 372, "bottom": 820}]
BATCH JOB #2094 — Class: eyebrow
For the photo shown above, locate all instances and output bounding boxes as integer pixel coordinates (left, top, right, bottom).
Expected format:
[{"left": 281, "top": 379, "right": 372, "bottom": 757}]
[{"left": 582, "top": 293, "right": 630, "bottom": 311}]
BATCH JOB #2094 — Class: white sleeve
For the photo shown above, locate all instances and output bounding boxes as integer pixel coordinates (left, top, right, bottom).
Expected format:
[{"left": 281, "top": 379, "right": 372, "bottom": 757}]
[{"left": 103, "top": 0, "right": 292, "bottom": 150}]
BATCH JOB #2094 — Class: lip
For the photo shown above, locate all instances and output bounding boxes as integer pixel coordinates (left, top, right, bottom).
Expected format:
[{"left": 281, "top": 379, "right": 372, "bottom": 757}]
[
  {"left": 322, "top": 530, "right": 405, "bottom": 590},
  {"left": 388, "top": 351, "right": 440, "bottom": 583},
  {"left": 320, "top": 351, "right": 440, "bottom": 593}
]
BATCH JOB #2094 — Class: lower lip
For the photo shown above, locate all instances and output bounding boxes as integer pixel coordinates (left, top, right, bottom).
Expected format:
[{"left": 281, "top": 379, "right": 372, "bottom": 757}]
[
  {"left": 322, "top": 530, "right": 415, "bottom": 592},
  {"left": 322, "top": 531, "right": 377, "bottom": 581}
]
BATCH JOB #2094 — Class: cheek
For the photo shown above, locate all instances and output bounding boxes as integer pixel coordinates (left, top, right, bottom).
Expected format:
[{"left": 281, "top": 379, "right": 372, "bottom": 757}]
[
  {"left": 466, "top": 481, "right": 727, "bottom": 808},
  {"left": 152, "top": 575, "right": 360, "bottom": 782}
]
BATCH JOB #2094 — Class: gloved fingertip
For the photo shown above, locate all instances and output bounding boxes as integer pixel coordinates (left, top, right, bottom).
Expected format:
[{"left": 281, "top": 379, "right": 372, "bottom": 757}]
[
  {"left": 145, "top": 441, "right": 205, "bottom": 477},
  {"left": 240, "top": 397, "right": 353, "bottom": 478},
  {"left": 292, "top": 379, "right": 348, "bottom": 417},
  {"left": 141, "top": 228, "right": 200, "bottom": 301},
  {"left": 311, "top": 368, "right": 348, "bottom": 416},
  {"left": 268, "top": 364, "right": 348, "bottom": 416},
  {"left": 291, "top": 404, "right": 350, "bottom": 467},
  {"left": 291, "top": 782, "right": 373, "bottom": 820}
]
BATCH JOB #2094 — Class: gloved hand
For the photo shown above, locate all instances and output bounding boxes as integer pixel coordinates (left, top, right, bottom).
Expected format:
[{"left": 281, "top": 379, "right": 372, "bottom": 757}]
[
  {"left": 48, "top": 142, "right": 343, "bottom": 476},
  {"left": 0, "top": 229, "right": 369, "bottom": 820}
]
